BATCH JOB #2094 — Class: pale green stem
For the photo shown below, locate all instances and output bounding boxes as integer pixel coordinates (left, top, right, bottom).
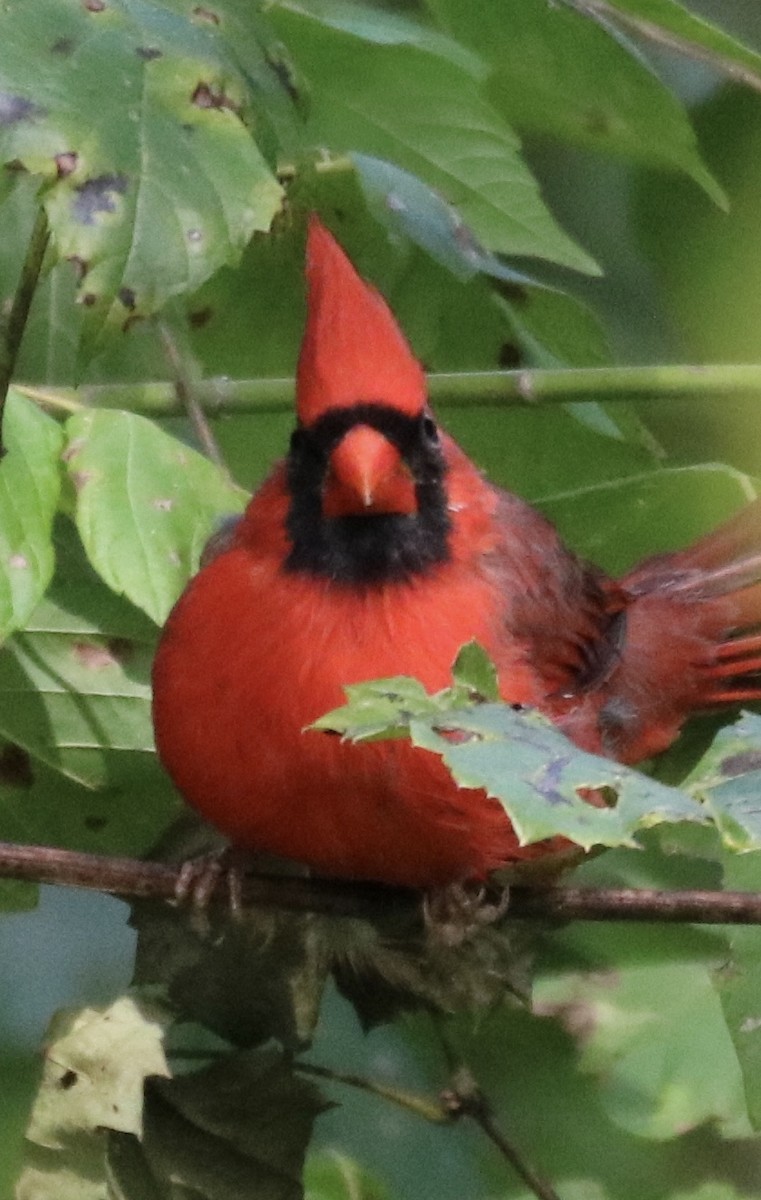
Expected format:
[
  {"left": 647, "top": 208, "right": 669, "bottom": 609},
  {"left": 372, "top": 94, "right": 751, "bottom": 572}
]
[{"left": 15, "top": 362, "right": 761, "bottom": 420}]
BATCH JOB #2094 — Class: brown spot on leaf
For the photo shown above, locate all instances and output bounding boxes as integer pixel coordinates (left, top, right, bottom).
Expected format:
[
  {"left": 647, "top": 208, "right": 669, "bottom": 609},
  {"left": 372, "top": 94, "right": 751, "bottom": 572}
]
[
  {"left": 70, "top": 469, "right": 94, "bottom": 491},
  {"left": 188, "top": 306, "right": 212, "bottom": 328},
  {"left": 52, "top": 37, "right": 76, "bottom": 55},
  {"left": 192, "top": 6, "right": 220, "bottom": 24},
  {"left": 191, "top": 83, "right": 241, "bottom": 115},
  {"left": 265, "top": 51, "right": 300, "bottom": 104},
  {"left": 534, "top": 997, "right": 598, "bottom": 1042},
  {"left": 73, "top": 173, "right": 129, "bottom": 225},
  {"left": 4, "top": 159, "right": 27, "bottom": 174},
  {"left": 107, "top": 637, "right": 135, "bottom": 665},
  {"left": 61, "top": 437, "right": 85, "bottom": 463},
  {"left": 55, "top": 152, "right": 78, "bottom": 178},
  {"left": 59, "top": 1069, "right": 78, "bottom": 1089},
  {"left": 498, "top": 341, "right": 522, "bottom": 369},
  {"left": 83, "top": 0, "right": 106, "bottom": 10},
  {"left": 80, "top": 293, "right": 97, "bottom": 307},
  {"left": 67, "top": 255, "right": 89, "bottom": 281},
  {"left": 152, "top": 497, "right": 174, "bottom": 512},
  {"left": 0, "top": 92, "right": 40, "bottom": 127},
  {"left": 118, "top": 286, "right": 136, "bottom": 310},
  {"left": 534, "top": 972, "right": 618, "bottom": 1042},
  {"left": 136, "top": 46, "right": 163, "bottom": 61},
  {"left": 495, "top": 279, "right": 528, "bottom": 306},
  {"left": 0, "top": 743, "right": 33, "bottom": 789},
  {"left": 73, "top": 641, "right": 124, "bottom": 670},
  {"left": 122, "top": 313, "right": 144, "bottom": 333},
  {"left": 721, "top": 750, "right": 761, "bottom": 777},
  {"left": 584, "top": 109, "right": 612, "bottom": 137}
]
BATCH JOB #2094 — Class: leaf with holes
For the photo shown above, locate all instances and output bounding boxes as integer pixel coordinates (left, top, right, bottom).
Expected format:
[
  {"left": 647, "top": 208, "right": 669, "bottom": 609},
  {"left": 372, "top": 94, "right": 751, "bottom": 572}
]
[
  {"left": 0, "top": 391, "right": 62, "bottom": 642},
  {"left": 317, "top": 679, "right": 701, "bottom": 849},
  {"left": 18, "top": 993, "right": 170, "bottom": 1200},
  {"left": 684, "top": 711, "right": 761, "bottom": 852},
  {"left": 0, "top": 0, "right": 283, "bottom": 347},
  {"left": 64, "top": 409, "right": 246, "bottom": 625}
]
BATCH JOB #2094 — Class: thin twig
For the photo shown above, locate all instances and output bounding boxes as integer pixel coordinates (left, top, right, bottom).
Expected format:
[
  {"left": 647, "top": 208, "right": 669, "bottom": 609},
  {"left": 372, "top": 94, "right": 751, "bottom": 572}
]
[
  {"left": 158, "top": 320, "right": 229, "bottom": 475},
  {"left": 16, "top": 361, "right": 761, "bottom": 421},
  {"left": 296, "top": 1061, "right": 448, "bottom": 1123},
  {"left": 444, "top": 1065, "right": 562, "bottom": 1200},
  {"left": 0, "top": 206, "right": 51, "bottom": 452},
  {"left": 3, "top": 841, "right": 761, "bottom": 924}
]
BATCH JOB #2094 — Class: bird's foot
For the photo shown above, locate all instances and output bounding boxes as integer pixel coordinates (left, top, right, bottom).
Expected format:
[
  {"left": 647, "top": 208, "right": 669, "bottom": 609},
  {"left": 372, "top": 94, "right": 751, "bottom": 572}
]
[
  {"left": 423, "top": 880, "right": 510, "bottom": 947},
  {"left": 174, "top": 846, "right": 247, "bottom": 933}
]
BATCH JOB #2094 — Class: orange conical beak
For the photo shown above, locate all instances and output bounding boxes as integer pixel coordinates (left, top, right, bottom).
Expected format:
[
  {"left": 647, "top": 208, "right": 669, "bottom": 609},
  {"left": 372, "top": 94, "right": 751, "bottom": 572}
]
[
  {"left": 296, "top": 216, "right": 427, "bottom": 426},
  {"left": 323, "top": 424, "right": 416, "bottom": 517}
]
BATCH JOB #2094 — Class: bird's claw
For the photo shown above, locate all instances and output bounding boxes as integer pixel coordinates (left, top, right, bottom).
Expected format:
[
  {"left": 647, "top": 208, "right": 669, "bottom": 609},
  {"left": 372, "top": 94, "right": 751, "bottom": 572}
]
[
  {"left": 423, "top": 881, "right": 510, "bottom": 946},
  {"left": 173, "top": 847, "right": 246, "bottom": 933}
]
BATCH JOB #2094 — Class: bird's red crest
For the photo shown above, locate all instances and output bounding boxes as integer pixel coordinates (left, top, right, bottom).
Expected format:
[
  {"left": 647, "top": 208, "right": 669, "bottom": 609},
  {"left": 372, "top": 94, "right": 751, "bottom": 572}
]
[{"left": 296, "top": 216, "right": 427, "bottom": 426}]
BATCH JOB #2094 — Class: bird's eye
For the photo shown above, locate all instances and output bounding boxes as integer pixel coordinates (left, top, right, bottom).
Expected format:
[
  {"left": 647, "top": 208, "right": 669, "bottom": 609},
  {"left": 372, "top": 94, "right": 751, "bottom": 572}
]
[{"left": 421, "top": 415, "right": 439, "bottom": 444}]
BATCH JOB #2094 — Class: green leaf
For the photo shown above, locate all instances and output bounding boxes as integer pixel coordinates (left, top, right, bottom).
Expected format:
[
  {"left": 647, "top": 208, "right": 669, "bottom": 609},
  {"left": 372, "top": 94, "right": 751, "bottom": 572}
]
[
  {"left": 450, "top": 640, "right": 499, "bottom": 702},
  {"left": 64, "top": 409, "right": 246, "bottom": 624},
  {"left": 585, "top": 0, "right": 761, "bottom": 89},
  {"left": 351, "top": 153, "right": 537, "bottom": 287},
  {"left": 269, "top": 9, "right": 598, "bottom": 272},
  {"left": 534, "top": 922, "right": 752, "bottom": 1140},
  {"left": 318, "top": 679, "right": 701, "bottom": 850},
  {"left": 713, "top": 853, "right": 761, "bottom": 1132},
  {"left": 312, "top": 675, "right": 443, "bottom": 742},
  {"left": 0, "top": 391, "right": 63, "bottom": 641},
  {"left": 427, "top": 0, "right": 723, "bottom": 203},
  {"left": 305, "top": 1150, "right": 391, "bottom": 1200},
  {"left": 110, "top": 1045, "right": 329, "bottom": 1200},
  {"left": 0, "top": 589, "right": 156, "bottom": 787},
  {"left": 0, "top": 0, "right": 283, "bottom": 342},
  {"left": 17, "top": 993, "right": 170, "bottom": 1200},
  {"left": 0, "top": 519, "right": 178, "bottom": 859},
  {"left": 411, "top": 703, "right": 700, "bottom": 850},
  {"left": 685, "top": 712, "right": 761, "bottom": 852},
  {"left": 271, "top": 0, "right": 484, "bottom": 76},
  {"left": 538, "top": 463, "right": 759, "bottom": 575}
]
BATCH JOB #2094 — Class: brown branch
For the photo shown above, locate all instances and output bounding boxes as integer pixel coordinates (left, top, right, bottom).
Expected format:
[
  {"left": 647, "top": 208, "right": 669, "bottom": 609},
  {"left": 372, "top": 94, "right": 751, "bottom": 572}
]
[
  {"left": 444, "top": 1066, "right": 562, "bottom": 1200},
  {"left": 296, "top": 1061, "right": 448, "bottom": 1124},
  {"left": 158, "top": 319, "right": 229, "bottom": 475},
  {"left": 3, "top": 840, "right": 761, "bottom": 925}
]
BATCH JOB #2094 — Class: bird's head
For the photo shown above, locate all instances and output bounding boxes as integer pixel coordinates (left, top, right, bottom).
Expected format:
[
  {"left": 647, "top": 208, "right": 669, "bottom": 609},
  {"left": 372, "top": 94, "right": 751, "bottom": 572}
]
[
  {"left": 295, "top": 216, "right": 435, "bottom": 517},
  {"left": 285, "top": 217, "right": 450, "bottom": 584}
]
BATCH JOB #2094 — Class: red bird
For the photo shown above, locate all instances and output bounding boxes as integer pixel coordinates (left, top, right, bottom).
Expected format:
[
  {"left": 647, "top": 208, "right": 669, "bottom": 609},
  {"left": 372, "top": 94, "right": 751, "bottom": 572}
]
[{"left": 152, "top": 217, "right": 761, "bottom": 889}]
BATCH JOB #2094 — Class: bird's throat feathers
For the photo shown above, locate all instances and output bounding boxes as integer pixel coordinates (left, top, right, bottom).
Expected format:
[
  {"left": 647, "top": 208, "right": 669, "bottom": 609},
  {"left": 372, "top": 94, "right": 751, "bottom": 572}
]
[{"left": 284, "top": 402, "right": 452, "bottom": 585}]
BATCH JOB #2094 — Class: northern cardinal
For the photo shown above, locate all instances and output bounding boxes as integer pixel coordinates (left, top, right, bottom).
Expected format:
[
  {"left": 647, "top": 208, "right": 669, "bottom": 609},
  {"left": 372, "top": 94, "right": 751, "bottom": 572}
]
[{"left": 152, "top": 217, "right": 761, "bottom": 888}]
